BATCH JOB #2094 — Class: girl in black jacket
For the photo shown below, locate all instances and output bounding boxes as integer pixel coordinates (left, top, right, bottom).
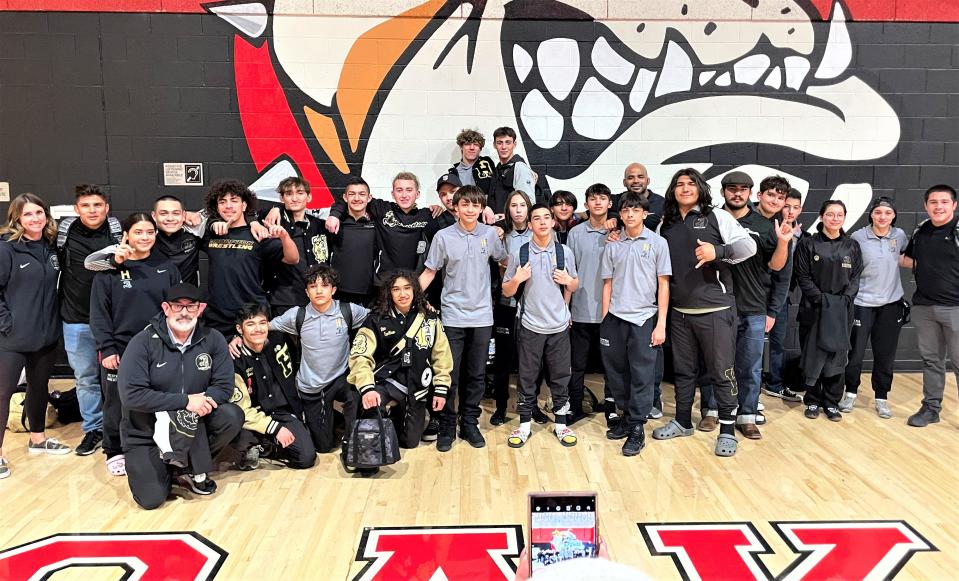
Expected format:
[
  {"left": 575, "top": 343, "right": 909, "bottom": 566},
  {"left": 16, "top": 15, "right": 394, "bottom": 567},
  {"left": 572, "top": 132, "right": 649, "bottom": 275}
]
[
  {"left": 794, "top": 200, "right": 864, "bottom": 421},
  {"left": 88, "top": 213, "right": 180, "bottom": 476},
  {"left": 0, "top": 194, "right": 71, "bottom": 478}
]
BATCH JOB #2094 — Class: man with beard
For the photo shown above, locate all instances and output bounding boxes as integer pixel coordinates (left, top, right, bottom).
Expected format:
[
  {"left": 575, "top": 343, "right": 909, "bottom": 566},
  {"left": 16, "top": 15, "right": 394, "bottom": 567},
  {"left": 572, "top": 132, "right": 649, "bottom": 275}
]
[
  {"left": 610, "top": 163, "right": 666, "bottom": 231},
  {"left": 448, "top": 129, "right": 494, "bottom": 194},
  {"left": 117, "top": 283, "right": 243, "bottom": 510},
  {"left": 715, "top": 172, "right": 793, "bottom": 439},
  {"left": 652, "top": 169, "right": 756, "bottom": 457}
]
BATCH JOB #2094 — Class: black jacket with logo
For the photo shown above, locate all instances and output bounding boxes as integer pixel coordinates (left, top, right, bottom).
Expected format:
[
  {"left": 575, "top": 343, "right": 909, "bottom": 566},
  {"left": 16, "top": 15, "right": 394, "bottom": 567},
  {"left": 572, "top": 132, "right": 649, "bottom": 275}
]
[
  {"left": 448, "top": 156, "right": 495, "bottom": 194},
  {"left": 231, "top": 332, "right": 302, "bottom": 435},
  {"left": 90, "top": 253, "right": 181, "bottom": 359},
  {"left": 117, "top": 313, "right": 233, "bottom": 448},
  {"left": 260, "top": 208, "right": 329, "bottom": 309},
  {"left": 794, "top": 232, "right": 864, "bottom": 316},
  {"left": 0, "top": 237, "right": 61, "bottom": 352},
  {"left": 155, "top": 229, "right": 202, "bottom": 286},
  {"left": 329, "top": 213, "right": 378, "bottom": 295}
]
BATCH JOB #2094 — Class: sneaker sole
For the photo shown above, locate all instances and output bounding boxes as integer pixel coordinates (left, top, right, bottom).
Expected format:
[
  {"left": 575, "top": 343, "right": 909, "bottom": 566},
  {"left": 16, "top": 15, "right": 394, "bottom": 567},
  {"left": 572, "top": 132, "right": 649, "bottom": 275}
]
[
  {"left": 622, "top": 442, "right": 646, "bottom": 457},
  {"left": 0, "top": 471, "right": 9, "bottom": 479},
  {"left": 421, "top": 434, "right": 438, "bottom": 442},
  {"left": 75, "top": 444, "right": 102, "bottom": 457},
  {"left": 606, "top": 431, "right": 629, "bottom": 440},
  {"left": 28, "top": 448, "right": 72, "bottom": 456}
]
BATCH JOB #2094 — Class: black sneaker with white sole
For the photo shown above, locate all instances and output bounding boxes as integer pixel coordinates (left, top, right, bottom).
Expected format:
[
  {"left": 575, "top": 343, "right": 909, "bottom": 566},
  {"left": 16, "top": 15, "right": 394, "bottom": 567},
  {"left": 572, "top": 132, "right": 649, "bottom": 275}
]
[
  {"left": 175, "top": 473, "right": 217, "bottom": 495},
  {"left": 421, "top": 417, "right": 440, "bottom": 441},
  {"left": 762, "top": 386, "right": 802, "bottom": 402},
  {"left": 75, "top": 430, "right": 103, "bottom": 456}
]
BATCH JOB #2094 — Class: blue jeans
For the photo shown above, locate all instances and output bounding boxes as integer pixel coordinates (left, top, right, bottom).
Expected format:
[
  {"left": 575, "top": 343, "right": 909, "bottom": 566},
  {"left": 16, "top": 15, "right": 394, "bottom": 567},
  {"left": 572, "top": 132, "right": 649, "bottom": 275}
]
[
  {"left": 765, "top": 303, "right": 790, "bottom": 393},
  {"left": 735, "top": 314, "right": 766, "bottom": 423},
  {"left": 63, "top": 322, "right": 102, "bottom": 433}
]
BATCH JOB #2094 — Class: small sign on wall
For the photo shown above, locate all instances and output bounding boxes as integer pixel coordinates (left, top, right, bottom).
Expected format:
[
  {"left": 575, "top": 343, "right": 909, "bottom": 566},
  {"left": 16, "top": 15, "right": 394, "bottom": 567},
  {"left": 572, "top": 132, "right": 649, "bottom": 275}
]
[
  {"left": 0, "top": 182, "right": 9, "bottom": 202},
  {"left": 163, "top": 163, "right": 204, "bottom": 186}
]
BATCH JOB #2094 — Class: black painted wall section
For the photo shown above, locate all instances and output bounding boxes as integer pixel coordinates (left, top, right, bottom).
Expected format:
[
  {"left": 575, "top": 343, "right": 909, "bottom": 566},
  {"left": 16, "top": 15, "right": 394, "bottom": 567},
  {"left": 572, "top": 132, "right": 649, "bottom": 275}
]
[{"left": 2, "top": 12, "right": 959, "bottom": 372}]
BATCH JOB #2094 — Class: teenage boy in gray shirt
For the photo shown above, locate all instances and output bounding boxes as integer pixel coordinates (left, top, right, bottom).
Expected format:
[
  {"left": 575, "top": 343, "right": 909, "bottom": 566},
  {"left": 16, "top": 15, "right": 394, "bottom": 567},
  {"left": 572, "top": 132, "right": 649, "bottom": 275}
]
[
  {"left": 567, "top": 183, "right": 613, "bottom": 425},
  {"left": 599, "top": 193, "right": 671, "bottom": 457},
  {"left": 269, "top": 264, "right": 368, "bottom": 453},
  {"left": 420, "top": 185, "right": 508, "bottom": 451},
  {"left": 502, "top": 204, "right": 580, "bottom": 448}
]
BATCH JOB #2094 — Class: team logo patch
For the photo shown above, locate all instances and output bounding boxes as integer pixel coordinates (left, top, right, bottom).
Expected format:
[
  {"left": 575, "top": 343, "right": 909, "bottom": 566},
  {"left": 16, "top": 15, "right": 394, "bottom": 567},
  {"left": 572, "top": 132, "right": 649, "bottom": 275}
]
[
  {"left": 230, "top": 386, "right": 245, "bottom": 404},
  {"left": 413, "top": 320, "right": 435, "bottom": 350},
  {"left": 182, "top": 237, "right": 197, "bottom": 253},
  {"left": 175, "top": 409, "right": 200, "bottom": 433},
  {"left": 599, "top": 338, "right": 610, "bottom": 347},
  {"left": 416, "top": 240, "right": 427, "bottom": 254},
  {"left": 476, "top": 160, "right": 494, "bottom": 180},
  {"left": 350, "top": 333, "right": 369, "bottom": 355},
  {"left": 312, "top": 234, "right": 329, "bottom": 262},
  {"left": 49, "top": 255, "right": 59, "bottom": 270},
  {"left": 195, "top": 353, "right": 212, "bottom": 371}
]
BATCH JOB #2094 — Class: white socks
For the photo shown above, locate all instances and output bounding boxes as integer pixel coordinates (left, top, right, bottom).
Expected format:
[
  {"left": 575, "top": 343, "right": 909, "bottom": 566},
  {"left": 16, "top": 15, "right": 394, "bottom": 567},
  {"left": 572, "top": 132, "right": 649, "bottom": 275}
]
[{"left": 519, "top": 421, "right": 531, "bottom": 436}]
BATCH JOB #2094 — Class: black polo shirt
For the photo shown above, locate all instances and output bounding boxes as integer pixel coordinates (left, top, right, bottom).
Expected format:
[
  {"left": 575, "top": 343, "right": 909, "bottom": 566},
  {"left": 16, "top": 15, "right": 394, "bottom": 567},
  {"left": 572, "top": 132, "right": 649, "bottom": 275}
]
[
  {"left": 330, "top": 214, "right": 378, "bottom": 295},
  {"left": 905, "top": 216, "right": 959, "bottom": 306}
]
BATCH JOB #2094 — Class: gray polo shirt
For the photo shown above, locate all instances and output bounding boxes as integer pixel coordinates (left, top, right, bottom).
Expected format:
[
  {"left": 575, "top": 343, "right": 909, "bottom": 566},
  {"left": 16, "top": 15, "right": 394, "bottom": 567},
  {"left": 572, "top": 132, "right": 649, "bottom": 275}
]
[
  {"left": 600, "top": 228, "right": 672, "bottom": 326},
  {"left": 425, "top": 222, "right": 507, "bottom": 328},
  {"left": 270, "top": 300, "right": 368, "bottom": 393},
  {"left": 500, "top": 227, "right": 533, "bottom": 307},
  {"left": 504, "top": 240, "right": 578, "bottom": 334},
  {"left": 567, "top": 220, "right": 608, "bottom": 324},
  {"left": 851, "top": 226, "right": 907, "bottom": 307}
]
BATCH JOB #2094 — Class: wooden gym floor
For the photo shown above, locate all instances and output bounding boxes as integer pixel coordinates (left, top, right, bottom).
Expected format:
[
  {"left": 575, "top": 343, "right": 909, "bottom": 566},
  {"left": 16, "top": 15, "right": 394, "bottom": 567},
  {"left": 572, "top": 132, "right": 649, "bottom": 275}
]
[{"left": 1, "top": 374, "right": 958, "bottom": 580}]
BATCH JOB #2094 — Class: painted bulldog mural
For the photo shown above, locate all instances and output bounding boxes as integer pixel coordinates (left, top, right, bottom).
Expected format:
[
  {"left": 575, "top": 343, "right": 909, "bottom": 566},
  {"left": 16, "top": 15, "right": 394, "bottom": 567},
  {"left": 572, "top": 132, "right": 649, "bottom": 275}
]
[{"left": 205, "top": 0, "right": 945, "bottom": 227}]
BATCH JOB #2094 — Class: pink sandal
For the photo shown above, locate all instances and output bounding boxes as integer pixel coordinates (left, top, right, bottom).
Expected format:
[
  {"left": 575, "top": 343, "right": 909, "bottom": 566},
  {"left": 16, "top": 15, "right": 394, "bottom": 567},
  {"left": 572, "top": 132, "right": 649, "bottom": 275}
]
[{"left": 106, "top": 454, "right": 126, "bottom": 477}]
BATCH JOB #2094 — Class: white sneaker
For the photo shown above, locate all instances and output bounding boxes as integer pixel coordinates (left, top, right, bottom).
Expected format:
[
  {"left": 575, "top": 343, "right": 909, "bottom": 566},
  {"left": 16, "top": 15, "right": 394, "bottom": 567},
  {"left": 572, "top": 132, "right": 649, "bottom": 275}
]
[
  {"left": 0, "top": 458, "right": 10, "bottom": 479},
  {"left": 875, "top": 400, "right": 892, "bottom": 419},
  {"left": 757, "top": 401, "right": 765, "bottom": 412},
  {"left": 839, "top": 393, "right": 857, "bottom": 413}
]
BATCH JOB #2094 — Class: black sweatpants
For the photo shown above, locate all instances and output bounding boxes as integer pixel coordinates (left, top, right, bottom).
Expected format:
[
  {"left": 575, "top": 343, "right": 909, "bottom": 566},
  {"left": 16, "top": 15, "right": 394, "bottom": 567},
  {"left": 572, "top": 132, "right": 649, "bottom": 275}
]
[
  {"left": 441, "top": 325, "right": 493, "bottom": 430},
  {"left": 570, "top": 321, "right": 603, "bottom": 414},
  {"left": 373, "top": 382, "right": 428, "bottom": 449},
  {"left": 670, "top": 309, "right": 739, "bottom": 429},
  {"left": 599, "top": 314, "right": 659, "bottom": 429},
  {"left": 516, "top": 326, "right": 571, "bottom": 423},
  {"left": 234, "top": 412, "right": 316, "bottom": 469},
  {"left": 0, "top": 343, "right": 57, "bottom": 448},
  {"left": 843, "top": 301, "right": 903, "bottom": 398},
  {"left": 300, "top": 374, "right": 358, "bottom": 453},
  {"left": 126, "top": 402, "right": 244, "bottom": 510},
  {"left": 491, "top": 303, "right": 518, "bottom": 412},
  {"left": 804, "top": 374, "right": 844, "bottom": 409},
  {"left": 100, "top": 365, "right": 123, "bottom": 459}
]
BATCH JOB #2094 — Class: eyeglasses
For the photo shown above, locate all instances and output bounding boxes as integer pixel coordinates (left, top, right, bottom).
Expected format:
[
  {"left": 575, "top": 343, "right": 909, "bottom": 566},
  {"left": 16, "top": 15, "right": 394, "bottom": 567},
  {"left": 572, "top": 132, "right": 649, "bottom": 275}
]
[
  {"left": 822, "top": 213, "right": 845, "bottom": 219},
  {"left": 167, "top": 303, "right": 200, "bottom": 313}
]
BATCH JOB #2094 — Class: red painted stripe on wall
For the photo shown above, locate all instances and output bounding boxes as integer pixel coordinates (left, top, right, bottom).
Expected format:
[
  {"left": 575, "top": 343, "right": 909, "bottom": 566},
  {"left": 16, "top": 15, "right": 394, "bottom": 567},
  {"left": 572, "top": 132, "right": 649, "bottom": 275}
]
[{"left": 1, "top": 0, "right": 958, "bottom": 21}]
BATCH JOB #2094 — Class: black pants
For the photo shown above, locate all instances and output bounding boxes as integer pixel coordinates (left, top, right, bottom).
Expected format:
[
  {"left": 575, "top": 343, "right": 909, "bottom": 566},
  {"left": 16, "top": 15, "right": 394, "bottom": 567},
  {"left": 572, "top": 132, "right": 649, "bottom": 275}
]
[
  {"left": 441, "top": 325, "right": 492, "bottom": 430},
  {"left": 516, "top": 326, "right": 571, "bottom": 422},
  {"left": 670, "top": 309, "right": 739, "bottom": 428},
  {"left": 570, "top": 321, "right": 603, "bottom": 414},
  {"left": 300, "top": 374, "right": 358, "bottom": 453},
  {"left": 234, "top": 412, "right": 316, "bottom": 469},
  {"left": 0, "top": 343, "right": 57, "bottom": 448},
  {"left": 844, "top": 301, "right": 903, "bottom": 398},
  {"left": 100, "top": 364, "right": 123, "bottom": 459},
  {"left": 600, "top": 314, "right": 659, "bottom": 429},
  {"left": 373, "top": 382, "right": 428, "bottom": 449},
  {"left": 126, "top": 403, "right": 244, "bottom": 510},
  {"left": 491, "top": 303, "right": 518, "bottom": 412},
  {"left": 804, "top": 374, "right": 844, "bottom": 409}
]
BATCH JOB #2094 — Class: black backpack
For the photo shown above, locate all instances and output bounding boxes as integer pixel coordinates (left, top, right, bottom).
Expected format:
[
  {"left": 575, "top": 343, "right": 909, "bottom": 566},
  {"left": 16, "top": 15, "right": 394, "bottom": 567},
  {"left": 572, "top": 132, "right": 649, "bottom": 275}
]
[
  {"left": 344, "top": 409, "right": 401, "bottom": 470},
  {"left": 49, "top": 388, "right": 82, "bottom": 425},
  {"left": 292, "top": 301, "right": 354, "bottom": 339}
]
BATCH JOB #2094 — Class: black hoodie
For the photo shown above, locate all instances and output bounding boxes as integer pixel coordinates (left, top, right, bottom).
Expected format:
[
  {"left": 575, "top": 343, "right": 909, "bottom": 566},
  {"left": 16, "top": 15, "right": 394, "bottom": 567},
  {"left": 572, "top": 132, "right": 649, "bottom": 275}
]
[
  {"left": 117, "top": 313, "right": 233, "bottom": 448},
  {"left": 0, "top": 237, "right": 61, "bottom": 351}
]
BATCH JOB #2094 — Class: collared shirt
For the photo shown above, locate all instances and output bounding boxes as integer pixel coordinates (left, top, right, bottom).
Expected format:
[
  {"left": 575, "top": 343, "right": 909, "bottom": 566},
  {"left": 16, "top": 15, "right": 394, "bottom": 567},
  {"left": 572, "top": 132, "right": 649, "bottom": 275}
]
[
  {"left": 166, "top": 323, "right": 196, "bottom": 353},
  {"left": 504, "top": 239, "right": 578, "bottom": 334},
  {"left": 270, "top": 299, "right": 368, "bottom": 393},
  {"left": 601, "top": 228, "right": 672, "bottom": 326},
  {"left": 852, "top": 226, "right": 907, "bottom": 307},
  {"left": 425, "top": 222, "right": 507, "bottom": 327},
  {"left": 455, "top": 161, "right": 476, "bottom": 187},
  {"left": 500, "top": 227, "right": 533, "bottom": 307},
  {"left": 567, "top": 220, "right": 608, "bottom": 323}
]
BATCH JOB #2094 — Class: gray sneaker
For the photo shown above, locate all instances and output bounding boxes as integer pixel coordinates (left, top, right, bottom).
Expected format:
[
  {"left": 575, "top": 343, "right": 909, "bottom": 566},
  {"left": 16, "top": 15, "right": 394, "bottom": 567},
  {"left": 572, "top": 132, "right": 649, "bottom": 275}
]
[
  {"left": 875, "top": 400, "right": 892, "bottom": 419},
  {"left": 0, "top": 458, "right": 9, "bottom": 479},
  {"left": 647, "top": 407, "right": 664, "bottom": 420},
  {"left": 839, "top": 393, "right": 857, "bottom": 413},
  {"left": 27, "top": 438, "right": 72, "bottom": 456}
]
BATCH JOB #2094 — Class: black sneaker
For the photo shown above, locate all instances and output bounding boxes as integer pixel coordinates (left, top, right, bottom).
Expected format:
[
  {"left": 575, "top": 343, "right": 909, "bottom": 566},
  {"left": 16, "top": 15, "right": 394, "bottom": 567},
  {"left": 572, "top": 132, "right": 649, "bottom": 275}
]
[
  {"left": 436, "top": 431, "right": 455, "bottom": 452},
  {"left": 460, "top": 424, "right": 486, "bottom": 448},
  {"left": 907, "top": 406, "right": 941, "bottom": 428},
  {"left": 763, "top": 386, "right": 803, "bottom": 402},
  {"left": 622, "top": 427, "right": 646, "bottom": 457},
  {"left": 566, "top": 409, "right": 587, "bottom": 427},
  {"left": 236, "top": 445, "right": 261, "bottom": 471},
  {"left": 804, "top": 405, "right": 821, "bottom": 419},
  {"left": 825, "top": 408, "right": 842, "bottom": 422},
  {"left": 175, "top": 473, "right": 217, "bottom": 495},
  {"left": 606, "top": 421, "right": 629, "bottom": 440},
  {"left": 532, "top": 407, "right": 550, "bottom": 425},
  {"left": 421, "top": 417, "right": 440, "bottom": 442},
  {"left": 490, "top": 409, "right": 507, "bottom": 426},
  {"left": 75, "top": 430, "right": 103, "bottom": 457}
]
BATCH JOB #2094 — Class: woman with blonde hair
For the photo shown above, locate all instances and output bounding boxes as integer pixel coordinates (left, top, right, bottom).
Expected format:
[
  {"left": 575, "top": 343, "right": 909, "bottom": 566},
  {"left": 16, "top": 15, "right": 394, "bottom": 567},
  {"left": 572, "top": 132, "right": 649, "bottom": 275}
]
[{"left": 0, "top": 193, "right": 70, "bottom": 479}]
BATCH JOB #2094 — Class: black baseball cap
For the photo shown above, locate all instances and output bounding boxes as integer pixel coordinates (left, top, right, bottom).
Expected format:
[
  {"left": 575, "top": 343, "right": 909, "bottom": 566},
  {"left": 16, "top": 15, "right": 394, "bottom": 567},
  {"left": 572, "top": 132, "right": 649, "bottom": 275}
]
[
  {"left": 436, "top": 172, "right": 462, "bottom": 191},
  {"left": 164, "top": 283, "right": 202, "bottom": 303},
  {"left": 721, "top": 171, "right": 754, "bottom": 188}
]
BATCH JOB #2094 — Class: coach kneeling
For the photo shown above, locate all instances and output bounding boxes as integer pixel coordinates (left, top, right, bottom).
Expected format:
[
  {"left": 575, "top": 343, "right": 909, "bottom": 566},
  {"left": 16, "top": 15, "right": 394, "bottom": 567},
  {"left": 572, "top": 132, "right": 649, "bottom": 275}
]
[{"left": 117, "top": 283, "right": 243, "bottom": 510}]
